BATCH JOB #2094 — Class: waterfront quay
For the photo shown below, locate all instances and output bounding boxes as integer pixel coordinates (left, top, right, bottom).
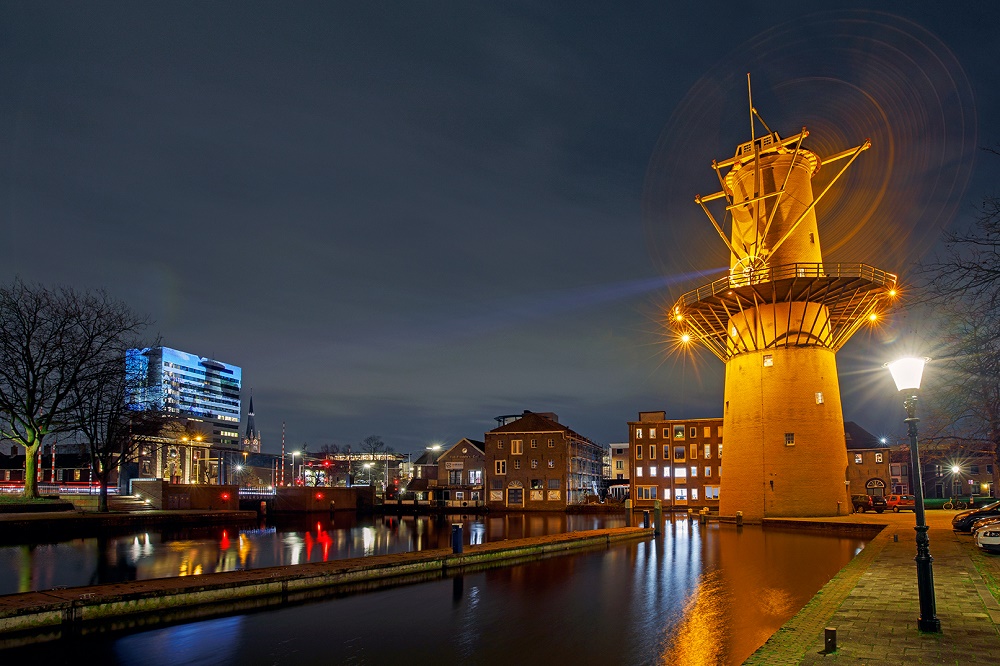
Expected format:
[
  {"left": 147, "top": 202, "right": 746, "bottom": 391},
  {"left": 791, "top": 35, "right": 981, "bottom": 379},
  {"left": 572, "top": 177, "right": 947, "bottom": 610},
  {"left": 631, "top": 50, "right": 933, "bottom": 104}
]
[
  {"left": 750, "top": 510, "right": 1000, "bottom": 664},
  {"left": 0, "top": 526, "right": 651, "bottom": 644}
]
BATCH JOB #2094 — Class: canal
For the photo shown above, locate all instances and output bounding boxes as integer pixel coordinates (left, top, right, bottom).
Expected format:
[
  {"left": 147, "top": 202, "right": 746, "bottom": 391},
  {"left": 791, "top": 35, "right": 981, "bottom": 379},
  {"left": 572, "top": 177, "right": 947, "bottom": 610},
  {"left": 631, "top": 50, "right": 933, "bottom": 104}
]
[{"left": 0, "top": 514, "right": 869, "bottom": 664}]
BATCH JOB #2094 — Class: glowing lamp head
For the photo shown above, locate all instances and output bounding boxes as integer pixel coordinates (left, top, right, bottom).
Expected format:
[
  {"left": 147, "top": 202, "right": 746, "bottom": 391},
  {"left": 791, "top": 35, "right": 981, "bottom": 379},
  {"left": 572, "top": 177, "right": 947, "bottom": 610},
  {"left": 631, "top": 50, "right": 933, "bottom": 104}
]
[
  {"left": 220, "top": 492, "right": 231, "bottom": 501},
  {"left": 888, "top": 289, "right": 897, "bottom": 297},
  {"left": 680, "top": 333, "right": 691, "bottom": 344},
  {"left": 886, "top": 357, "right": 928, "bottom": 392},
  {"left": 868, "top": 312, "right": 878, "bottom": 322},
  {"left": 951, "top": 465, "right": 960, "bottom": 474}
]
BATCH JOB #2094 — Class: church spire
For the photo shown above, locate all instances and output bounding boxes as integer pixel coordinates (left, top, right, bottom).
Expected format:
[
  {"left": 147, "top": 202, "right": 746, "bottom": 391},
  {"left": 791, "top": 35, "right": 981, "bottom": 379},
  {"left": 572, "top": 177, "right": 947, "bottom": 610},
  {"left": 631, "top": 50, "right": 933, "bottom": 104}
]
[{"left": 243, "top": 390, "right": 261, "bottom": 453}]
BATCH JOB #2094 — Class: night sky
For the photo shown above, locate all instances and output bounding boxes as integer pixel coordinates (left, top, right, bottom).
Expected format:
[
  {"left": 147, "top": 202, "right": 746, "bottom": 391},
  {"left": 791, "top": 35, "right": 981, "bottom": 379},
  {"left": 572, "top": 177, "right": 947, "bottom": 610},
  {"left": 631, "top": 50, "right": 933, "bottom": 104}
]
[{"left": 1, "top": 2, "right": 997, "bottom": 456}]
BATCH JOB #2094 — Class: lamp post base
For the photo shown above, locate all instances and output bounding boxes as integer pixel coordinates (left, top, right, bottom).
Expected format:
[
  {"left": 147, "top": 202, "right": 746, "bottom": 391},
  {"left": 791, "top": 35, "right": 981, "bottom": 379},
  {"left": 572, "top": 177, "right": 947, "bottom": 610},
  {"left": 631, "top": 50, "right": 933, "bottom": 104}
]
[{"left": 918, "top": 617, "right": 942, "bottom": 633}]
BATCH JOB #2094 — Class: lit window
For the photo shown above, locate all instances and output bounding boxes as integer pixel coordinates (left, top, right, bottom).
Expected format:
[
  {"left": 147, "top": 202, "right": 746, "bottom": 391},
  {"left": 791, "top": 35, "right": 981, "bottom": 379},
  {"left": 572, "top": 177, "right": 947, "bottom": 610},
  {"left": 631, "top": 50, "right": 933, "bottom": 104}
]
[
  {"left": 763, "top": 354, "right": 773, "bottom": 367},
  {"left": 636, "top": 467, "right": 643, "bottom": 477},
  {"left": 855, "top": 453, "right": 863, "bottom": 464},
  {"left": 636, "top": 428, "right": 643, "bottom": 439},
  {"left": 674, "top": 487, "right": 687, "bottom": 501},
  {"left": 717, "top": 426, "right": 723, "bottom": 438},
  {"left": 705, "top": 485, "right": 720, "bottom": 500},
  {"left": 718, "top": 444, "right": 723, "bottom": 458},
  {"left": 547, "top": 460, "right": 554, "bottom": 468},
  {"left": 648, "top": 428, "right": 656, "bottom": 439},
  {"left": 704, "top": 444, "right": 711, "bottom": 459},
  {"left": 673, "top": 425, "right": 685, "bottom": 440},
  {"left": 689, "top": 444, "right": 697, "bottom": 459},
  {"left": 511, "top": 440, "right": 523, "bottom": 455},
  {"left": 785, "top": 433, "right": 795, "bottom": 446},
  {"left": 690, "top": 466, "right": 698, "bottom": 477},
  {"left": 650, "top": 466, "right": 657, "bottom": 477},
  {"left": 875, "top": 453, "right": 883, "bottom": 464},
  {"left": 663, "top": 466, "right": 670, "bottom": 478},
  {"left": 675, "top": 467, "right": 687, "bottom": 481},
  {"left": 495, "top": 460, "right": 506, "bottom": 475},
  {"left": 690, "top": 488, "right": 699, "bottom": 501}
]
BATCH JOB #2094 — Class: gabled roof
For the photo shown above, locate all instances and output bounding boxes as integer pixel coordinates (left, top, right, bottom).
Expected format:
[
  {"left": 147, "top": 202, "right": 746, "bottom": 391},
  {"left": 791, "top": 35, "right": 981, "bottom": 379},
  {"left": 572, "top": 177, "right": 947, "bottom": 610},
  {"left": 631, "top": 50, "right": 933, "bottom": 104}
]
[
  {"left": 488, "top": 411, "right": 596, "bottom": 445},
  {"left": 844, "top": 421, "right": 880, "bottom": 450},
  {"left": 441, "top": 438, "right": 484, "bottom": 459}
]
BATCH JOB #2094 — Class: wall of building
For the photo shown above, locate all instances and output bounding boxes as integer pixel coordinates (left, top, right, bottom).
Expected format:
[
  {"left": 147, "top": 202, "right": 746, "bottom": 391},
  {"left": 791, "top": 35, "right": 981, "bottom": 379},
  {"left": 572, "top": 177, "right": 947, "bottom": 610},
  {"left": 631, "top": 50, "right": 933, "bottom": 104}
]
[{"left": 628, "top": 416, "right": 723, "bottom": 511}]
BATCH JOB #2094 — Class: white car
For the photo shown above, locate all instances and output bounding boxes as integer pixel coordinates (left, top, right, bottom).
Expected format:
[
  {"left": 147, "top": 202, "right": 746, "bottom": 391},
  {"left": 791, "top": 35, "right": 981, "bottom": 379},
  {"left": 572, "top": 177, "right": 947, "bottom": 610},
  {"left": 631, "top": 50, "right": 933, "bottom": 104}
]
[{"left": 973, "top": 520, "right": 1000, "bottom": 554}]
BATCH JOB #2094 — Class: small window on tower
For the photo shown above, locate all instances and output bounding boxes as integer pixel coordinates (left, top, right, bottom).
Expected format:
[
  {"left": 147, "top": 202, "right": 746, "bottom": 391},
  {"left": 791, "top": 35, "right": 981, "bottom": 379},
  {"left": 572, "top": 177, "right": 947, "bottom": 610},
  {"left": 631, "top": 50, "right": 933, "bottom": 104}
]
[
  {"left": 763, "top": 355, "right": 773, "bottom": 367},
  {"left": 784, "top": 433, "right": 795, "bottom": 446},
  {"left": 815, "top": 392, "right": 824, "bottom": 404}
]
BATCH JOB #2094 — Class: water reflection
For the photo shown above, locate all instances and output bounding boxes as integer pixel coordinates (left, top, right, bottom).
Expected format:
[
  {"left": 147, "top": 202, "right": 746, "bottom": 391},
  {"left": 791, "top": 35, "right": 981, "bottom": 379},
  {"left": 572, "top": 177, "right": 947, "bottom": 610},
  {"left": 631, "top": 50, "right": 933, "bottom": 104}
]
[
  {"left": 0, "top": 517, "right": 869, "bottom": 666},
  {"left": 0, "top": 512, "right": 627, "bottom": 595}
]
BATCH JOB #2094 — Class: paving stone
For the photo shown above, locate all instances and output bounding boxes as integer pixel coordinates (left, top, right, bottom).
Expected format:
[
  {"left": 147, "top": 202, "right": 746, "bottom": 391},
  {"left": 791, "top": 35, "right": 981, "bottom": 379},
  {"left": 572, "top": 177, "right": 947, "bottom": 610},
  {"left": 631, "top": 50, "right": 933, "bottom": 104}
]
[{"left": 746, "top": 511, "right": 1000, "bottom": 664}]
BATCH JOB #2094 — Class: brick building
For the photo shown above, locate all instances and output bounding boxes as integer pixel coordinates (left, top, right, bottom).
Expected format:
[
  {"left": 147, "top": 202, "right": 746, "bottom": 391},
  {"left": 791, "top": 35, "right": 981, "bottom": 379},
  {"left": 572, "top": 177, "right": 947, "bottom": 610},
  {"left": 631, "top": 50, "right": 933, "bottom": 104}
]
[
  {"left": 844, "top": 422, "right": 891, "bottom": 502},
  {"left": 485, "top": 411, "right": 603, "bottom": 510},
  {"left": 627, "top": 412, "right": 723, "bottom": 512},
  {"left": 434, "top": 438, "right": 485, "bottom": 506}
]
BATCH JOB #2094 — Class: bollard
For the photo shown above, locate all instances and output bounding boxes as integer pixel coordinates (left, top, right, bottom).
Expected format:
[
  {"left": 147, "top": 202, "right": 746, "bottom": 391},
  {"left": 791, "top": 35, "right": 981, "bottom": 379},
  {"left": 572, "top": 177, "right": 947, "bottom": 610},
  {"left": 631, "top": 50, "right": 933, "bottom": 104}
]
[
  {"left": 625, "top": 499, "right": 633, "bottom": 526},
  {"left": 824, "top": 627, "right": 837, "bottom": 653},
  {"left": 653, "top": 500, "right": 662, "bottom": 536},
  {"left": 451, "top": 523, "right": 463, "bottom": 554},
  {"left": 700, "top": 507, "right": 708, "bottom": 525},
  {"left": 736, "top": 510, "right": 743, "bottom": 527},
  {"left": 643, "top": 510, "right": 650, "bottom": 529},
  {"left": 259, "top": 500, "right": 267, "bottom": 515},
  {"left": 329, "top": 500, "right": 336, "bottom": 513},
  {"left": 893, "top": 533, "right": 898, "bottom": 542}
]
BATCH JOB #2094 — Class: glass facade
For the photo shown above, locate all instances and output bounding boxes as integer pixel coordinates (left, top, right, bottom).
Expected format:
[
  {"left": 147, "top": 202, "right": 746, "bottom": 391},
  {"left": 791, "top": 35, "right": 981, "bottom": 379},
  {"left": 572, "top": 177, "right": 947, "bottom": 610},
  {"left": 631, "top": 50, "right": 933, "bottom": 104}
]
[{"left": 127, "top": 346, "right": 242, "bottom": 447}]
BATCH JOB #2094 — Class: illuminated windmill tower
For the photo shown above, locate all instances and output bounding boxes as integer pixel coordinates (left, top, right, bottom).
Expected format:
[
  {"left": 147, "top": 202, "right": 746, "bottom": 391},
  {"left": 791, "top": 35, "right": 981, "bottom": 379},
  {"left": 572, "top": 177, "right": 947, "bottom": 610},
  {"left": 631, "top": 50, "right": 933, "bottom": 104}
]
[{"left": 670, "top": 81, "right": 897, "bottom": 519}]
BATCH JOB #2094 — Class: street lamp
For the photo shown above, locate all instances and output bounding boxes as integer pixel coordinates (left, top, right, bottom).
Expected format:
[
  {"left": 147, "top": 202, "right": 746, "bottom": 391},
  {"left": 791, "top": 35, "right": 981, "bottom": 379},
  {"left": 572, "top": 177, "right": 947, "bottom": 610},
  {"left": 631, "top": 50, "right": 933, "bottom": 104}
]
[
  {"left": 886, "top": 356, "right": 941, "bottom": 633},
  {"left": 363, "top": 462, "right": 372, "bottom": 485},
  {"left": 290, "top": 451, "right": 300, "bottom": 486}
]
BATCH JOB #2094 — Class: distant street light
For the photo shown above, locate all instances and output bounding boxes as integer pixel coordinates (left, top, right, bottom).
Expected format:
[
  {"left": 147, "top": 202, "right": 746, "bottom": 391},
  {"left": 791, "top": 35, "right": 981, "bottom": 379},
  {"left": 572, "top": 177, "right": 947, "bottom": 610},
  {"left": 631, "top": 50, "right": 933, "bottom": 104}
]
[
  {"left": 290, "top": 451, "right": 300, "bottom": 486},
  {"left": 886, "top": 356, "right": 940, "bottom": 633}
]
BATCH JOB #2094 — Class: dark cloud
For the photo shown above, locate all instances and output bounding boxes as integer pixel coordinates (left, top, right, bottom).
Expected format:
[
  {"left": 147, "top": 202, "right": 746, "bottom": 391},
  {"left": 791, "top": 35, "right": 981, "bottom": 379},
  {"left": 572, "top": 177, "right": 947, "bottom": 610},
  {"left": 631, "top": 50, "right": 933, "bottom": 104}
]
[{"left": 1, "top": 1, "right": 996, "bottom": 453}]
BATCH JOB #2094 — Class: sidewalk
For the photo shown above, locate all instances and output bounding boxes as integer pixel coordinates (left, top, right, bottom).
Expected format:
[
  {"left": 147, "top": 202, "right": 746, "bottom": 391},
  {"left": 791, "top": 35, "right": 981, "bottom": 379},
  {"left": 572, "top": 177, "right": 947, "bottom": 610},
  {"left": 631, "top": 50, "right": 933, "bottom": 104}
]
[{"left": 747, "top": 511, "right": 1000, "bottom": 664}]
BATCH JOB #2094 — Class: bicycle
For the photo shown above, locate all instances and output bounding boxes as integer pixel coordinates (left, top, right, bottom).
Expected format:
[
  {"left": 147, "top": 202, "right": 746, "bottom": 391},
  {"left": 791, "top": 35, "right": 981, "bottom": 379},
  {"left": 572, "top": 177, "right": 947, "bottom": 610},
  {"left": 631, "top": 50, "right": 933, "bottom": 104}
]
[{"left": 942, "top": 498, "right": 968, "bottom": 510}]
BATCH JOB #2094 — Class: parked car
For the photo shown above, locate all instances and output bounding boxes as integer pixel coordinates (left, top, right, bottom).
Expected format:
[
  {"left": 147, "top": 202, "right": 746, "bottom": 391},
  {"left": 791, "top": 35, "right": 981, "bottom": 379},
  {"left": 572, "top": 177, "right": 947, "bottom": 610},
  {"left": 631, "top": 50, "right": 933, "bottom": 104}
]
[
  {"left": 885, "top": 494, "right": 915, "bottom": 513},
  {"left": 973, "top": 518, "right": 1000, "bottom": 553},
  {"left": 969, "top": 515, "right": 1000, "bottom": 534},
  {"left": 951, "top": 500, "right": 1000, "bottom": 533},
  {"left": 851, "top": 494, "right": 887, "bottom": 514}
]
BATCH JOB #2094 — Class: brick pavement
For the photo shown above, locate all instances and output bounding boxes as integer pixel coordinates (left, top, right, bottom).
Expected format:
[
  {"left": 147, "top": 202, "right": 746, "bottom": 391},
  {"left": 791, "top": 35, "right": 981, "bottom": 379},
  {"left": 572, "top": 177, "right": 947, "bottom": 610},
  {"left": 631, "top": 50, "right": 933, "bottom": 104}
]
[{"left": 747, "top": 511, "right": 1000, "bottom": 665}]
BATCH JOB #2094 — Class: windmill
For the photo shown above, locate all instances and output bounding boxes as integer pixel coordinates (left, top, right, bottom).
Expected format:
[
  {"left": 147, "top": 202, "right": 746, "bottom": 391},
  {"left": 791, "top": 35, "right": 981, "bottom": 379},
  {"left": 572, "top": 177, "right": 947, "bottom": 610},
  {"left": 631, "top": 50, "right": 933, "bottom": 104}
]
[{"left": 670, "top": 76, "right": 898, "bottom": 519}]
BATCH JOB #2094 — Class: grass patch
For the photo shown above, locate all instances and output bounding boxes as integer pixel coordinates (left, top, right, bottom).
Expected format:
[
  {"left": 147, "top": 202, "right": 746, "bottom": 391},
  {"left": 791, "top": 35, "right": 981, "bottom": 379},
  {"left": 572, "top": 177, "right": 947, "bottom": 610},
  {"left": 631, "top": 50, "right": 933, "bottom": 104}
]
[{"left": 0, "top": 494, "right": 61, "bottom": 505}]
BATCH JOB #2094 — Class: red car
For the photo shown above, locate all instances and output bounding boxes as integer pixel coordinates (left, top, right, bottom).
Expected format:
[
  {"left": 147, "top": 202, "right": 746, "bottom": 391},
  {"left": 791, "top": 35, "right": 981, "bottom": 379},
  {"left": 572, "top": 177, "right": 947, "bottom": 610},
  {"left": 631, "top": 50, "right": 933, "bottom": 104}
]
[{"left": 885, "top": 494, "right": 915, "bottom": 513}]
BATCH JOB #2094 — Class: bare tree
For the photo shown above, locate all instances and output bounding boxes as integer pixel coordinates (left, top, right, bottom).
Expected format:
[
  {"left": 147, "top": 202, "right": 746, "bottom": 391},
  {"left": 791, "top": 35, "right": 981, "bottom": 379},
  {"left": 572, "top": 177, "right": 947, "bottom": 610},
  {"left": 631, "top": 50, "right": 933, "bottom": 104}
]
[
  {"left": 916, "top": 145, "right": 1000, "bottom": 495},
  {"left": 359, "top": 435, "right": 394, "bottom": 492},
  {"left": 72, "top": 348, "right": 165, "bottom": 511},
  {"left": 0, "top": 279, "right": 148, "bottom": 498}
]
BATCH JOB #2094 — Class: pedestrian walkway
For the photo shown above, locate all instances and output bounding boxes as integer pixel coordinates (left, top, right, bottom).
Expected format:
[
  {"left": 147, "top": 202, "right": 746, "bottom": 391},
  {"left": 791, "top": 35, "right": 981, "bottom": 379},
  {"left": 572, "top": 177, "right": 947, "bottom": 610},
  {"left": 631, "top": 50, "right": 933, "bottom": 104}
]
[{"left": 747, "top": 511, "right": 1000, "bottom": 664}]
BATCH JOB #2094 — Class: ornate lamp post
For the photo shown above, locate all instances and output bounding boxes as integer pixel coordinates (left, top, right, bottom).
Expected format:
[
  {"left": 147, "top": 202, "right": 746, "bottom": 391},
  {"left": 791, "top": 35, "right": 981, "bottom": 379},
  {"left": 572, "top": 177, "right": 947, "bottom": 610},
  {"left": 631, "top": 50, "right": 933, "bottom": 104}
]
[{"left": 886, "top": 357, "right": 941, "bottom": 633}]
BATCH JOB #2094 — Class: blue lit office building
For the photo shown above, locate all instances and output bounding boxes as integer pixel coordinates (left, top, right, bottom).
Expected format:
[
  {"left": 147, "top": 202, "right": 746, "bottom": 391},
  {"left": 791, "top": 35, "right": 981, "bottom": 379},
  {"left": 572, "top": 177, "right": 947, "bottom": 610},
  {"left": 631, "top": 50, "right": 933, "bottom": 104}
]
[{"left": 127, "top": 347, "right": 242, "bottom": 485}]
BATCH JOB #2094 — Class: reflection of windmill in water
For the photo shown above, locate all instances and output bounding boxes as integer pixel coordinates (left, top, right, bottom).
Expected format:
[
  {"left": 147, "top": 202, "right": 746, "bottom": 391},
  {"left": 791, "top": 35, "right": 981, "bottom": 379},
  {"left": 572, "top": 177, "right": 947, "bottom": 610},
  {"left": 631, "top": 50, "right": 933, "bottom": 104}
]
[{"left": 670, "top": 76, "right": 898, "bottom": 519}]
